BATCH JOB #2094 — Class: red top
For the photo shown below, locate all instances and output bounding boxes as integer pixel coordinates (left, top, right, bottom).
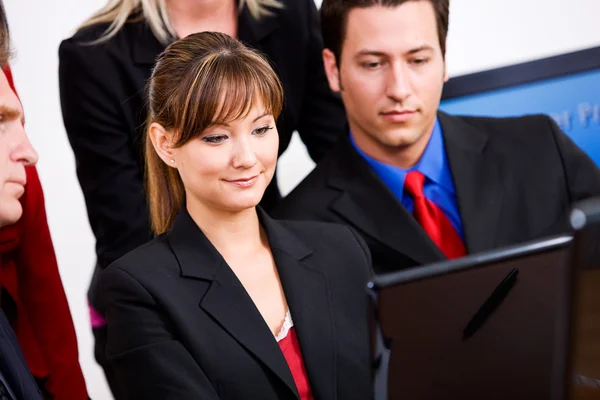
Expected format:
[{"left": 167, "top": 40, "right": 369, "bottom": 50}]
[{"left": 278, "top": 327, "right": 314, "bottom": 400}]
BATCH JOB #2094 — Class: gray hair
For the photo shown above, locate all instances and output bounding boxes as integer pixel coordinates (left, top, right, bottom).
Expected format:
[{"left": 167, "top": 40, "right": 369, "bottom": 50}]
[{"left": 0, "top": 0, "right": 11, "bottom": 67}]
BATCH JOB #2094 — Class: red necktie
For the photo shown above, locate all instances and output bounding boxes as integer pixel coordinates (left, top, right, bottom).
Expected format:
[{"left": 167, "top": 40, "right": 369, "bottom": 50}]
[{"left": 404, "top": 171, "right": 466, "bottom": 259}]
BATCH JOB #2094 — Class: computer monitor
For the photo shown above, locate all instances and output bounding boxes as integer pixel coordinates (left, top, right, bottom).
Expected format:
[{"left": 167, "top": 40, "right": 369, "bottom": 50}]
[
  {"left": 567, "top": 199, "right": 600, "bottom": 398},
  {"left": 368, "top": 235, "right": 573, "bottom": 400},
  {"left": 440, "top": 46, "right": 600, "bottom": 167}
]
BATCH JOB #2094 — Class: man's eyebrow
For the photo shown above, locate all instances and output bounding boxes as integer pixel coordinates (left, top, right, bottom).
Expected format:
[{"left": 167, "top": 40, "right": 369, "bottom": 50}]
[
  {"left": 354, "top": 45, "right": 434, "bottom": 59},
  {"left": 406, "top": 45, "right": 434, "bottom": 55},
  {"left": 355, "top": 50, "right": 388, "bottom": 58},
  {"left": 0, "top": 105, "right": 22, "bottom": 122}
]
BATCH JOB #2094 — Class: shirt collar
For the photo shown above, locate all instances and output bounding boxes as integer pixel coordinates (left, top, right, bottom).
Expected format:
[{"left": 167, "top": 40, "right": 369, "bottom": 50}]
[
  {"left": 350, "top": 118, "right": 456, "bottom": 201},
  {"left": 417, "top": 118, "right": 455, "bottom": 193}
]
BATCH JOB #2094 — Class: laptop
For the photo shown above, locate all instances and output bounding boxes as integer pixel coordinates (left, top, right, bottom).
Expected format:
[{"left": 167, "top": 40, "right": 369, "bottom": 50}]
[
  {"left": 368, "top": 234, "right": 574, "bottom": 400},
  {"left": 566, "top": 198, "right": 600, "bottom": 399}
]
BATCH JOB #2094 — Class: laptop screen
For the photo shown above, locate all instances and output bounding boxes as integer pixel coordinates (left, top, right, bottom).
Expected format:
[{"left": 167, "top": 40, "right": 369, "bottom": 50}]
[
  {"left": 371, "top": 237, "right": 572, "bottom": 400},
  {"left": 569, "top": 214, "right": 600, "bottom": 397}
]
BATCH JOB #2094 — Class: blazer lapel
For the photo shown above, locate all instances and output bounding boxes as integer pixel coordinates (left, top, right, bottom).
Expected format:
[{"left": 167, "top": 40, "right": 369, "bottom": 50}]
[
  {"left": 260, "top": 211, "right": 337, "bottom": 400},
  {"left": 237, "top": 3, "right": 280, "bottom": 49},
  {"left": 200, "top": 268, "right": 300, "bottom": 398},
  {"left": 439, "top": 112, "right": 506, "bottom": 254},
  {"left": 166, "top": 210, "right": 299, "bottom": 398},
  {"left": 326, "top": 139, "right": 445, "bottom": 265}
]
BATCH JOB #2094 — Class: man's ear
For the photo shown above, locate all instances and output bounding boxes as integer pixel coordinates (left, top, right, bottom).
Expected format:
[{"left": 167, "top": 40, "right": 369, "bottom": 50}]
[
  {"left": 323, "top": 48, "right": 342, "bottom": 92},
  {"left": 443, "top": 60, "right": 449, "bottom": 83}
]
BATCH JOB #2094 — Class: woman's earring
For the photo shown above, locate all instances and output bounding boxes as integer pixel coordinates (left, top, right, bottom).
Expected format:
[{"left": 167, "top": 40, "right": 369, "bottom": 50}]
[{"left": 170, "top": 159, "right": 175, "bottom": 164}]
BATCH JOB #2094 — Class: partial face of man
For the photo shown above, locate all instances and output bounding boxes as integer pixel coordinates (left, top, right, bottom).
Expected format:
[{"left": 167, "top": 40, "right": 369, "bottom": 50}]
[
  {"left": 323, "top": 1, "right": 448, "bottom": 167},
  {"left": 0, "top": 70, "right": 38, "bottom": 227}
]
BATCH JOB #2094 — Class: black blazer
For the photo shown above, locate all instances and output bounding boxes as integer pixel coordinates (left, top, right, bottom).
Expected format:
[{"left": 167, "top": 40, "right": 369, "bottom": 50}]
[
  {"left": 274, "top": 112, "right": 600, "bottom": 274},
  {"left": 100, "top": 208, "right": 373, "bottom": 400},
  {"left": 0, "top": 310, "right": 43, "bottom": 400},
  {"left": 58, "top": 0, "right": 346, "bottom": 312}
]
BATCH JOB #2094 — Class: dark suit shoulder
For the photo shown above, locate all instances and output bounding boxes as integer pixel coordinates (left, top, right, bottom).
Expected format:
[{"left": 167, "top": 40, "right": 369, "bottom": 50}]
[
  {"left": 277, "top": 219, "right": 371, "bottom": 272},
  {"left": 59, "top": 19, "right": 143, "bottom": 62},
  {"left": 457, "top": 113, "right": 552, "bottom": 128},
  {"left": 106, "top": 234, "right": 178, "bottom": 280},
  {"left": 449, "top": 114, "right": 569, "bottom": 170},
  {"left": 66, "top": 21, "right": 112, "bottom": 43},
  {"left": 61, "top": 23, "right": 115, "bottom": 57},
  {"left": 279, "top": 218, "right": 352, "bottom": 244},
  {"left": 59, "top": 26, "right": 126, "bottom": 89},
  {"left": 458, "top": 113, "right": 557, "bottom": 147}
]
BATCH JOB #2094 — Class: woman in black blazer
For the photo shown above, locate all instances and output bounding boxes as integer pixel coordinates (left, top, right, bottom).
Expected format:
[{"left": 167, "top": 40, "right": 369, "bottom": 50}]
[
  {"left": 58, "top": 1, "right": 346, "bottom": 393},
  {"left": 101, "top": 32, "right": 371, "bottom": 400}
]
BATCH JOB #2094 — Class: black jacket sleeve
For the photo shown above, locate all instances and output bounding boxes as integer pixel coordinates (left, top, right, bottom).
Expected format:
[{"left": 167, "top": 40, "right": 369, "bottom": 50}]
[
  {"left": 58, "top": 39, "right": 153, "bottom": 269},
  {"left": 101, "top": 266, "right": 220, "bottom": 399}
]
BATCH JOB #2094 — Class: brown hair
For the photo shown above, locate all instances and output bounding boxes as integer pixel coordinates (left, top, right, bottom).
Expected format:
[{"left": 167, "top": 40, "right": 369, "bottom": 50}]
[
  {"left": 0, "top": 0, "right": 11, "bottom": 67},
  {"left": 320, "top": 0, "right": 450, "bottom": 62},
  {"left": 145, "top": 31, "right": 284, "bottom": 235}
]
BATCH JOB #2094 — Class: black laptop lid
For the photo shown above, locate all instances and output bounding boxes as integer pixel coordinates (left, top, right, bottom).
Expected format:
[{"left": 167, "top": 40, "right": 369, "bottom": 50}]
[
  {"left": 369, "top": 235, "right": 573, "bottom": 400},
  {"left": 568, "top": 199, "right": 600, "bottom": 398}
]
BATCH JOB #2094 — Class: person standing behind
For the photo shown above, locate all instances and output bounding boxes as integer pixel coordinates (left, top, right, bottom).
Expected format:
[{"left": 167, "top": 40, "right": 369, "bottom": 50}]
[
  {"left": 101, "top": 31, "right": 372, "bottom": 400},
  {"left": 274, "top": 0, "right": 600, "bottom": 273},
  {"left": 58, "top": 2, "right": 345, "bottom": 394},
  {"left": 0, "top": 3, "right": 88, "bottom": 398}
]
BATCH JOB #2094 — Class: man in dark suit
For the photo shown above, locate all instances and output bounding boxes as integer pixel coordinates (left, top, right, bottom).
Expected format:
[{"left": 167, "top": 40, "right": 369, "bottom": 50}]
[
  {"left": 274, "top": 0, "right": 600, "bottom": 274},
  {"left": 0, "top": 3, "right": 43, "bottom": 399}
]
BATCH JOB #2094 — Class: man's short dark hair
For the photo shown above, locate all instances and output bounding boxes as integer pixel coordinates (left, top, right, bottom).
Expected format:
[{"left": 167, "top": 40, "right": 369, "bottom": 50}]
[
  {"left": 320, "top": 0, "right": 450, "bottom": 62},
  {"left": 0, "top": 0, "right": 10, "bottom": 68}
]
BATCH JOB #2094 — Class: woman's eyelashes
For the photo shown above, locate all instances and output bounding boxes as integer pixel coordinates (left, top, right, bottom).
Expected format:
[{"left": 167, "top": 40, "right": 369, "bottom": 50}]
[
  {"left": 253, "top": 125, "right": 273, "bottom": 136},
  {"left": 201, "top": 125, "right": 273, "bottom": 143},
  {"left": 202, "top": 134, "right": 228, "bottom": 144}
]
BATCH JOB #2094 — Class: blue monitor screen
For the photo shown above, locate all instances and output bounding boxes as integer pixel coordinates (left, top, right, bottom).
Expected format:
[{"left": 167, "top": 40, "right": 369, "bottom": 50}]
[{"left": 440, "top": 66, "right": 600, "bottom": 167}]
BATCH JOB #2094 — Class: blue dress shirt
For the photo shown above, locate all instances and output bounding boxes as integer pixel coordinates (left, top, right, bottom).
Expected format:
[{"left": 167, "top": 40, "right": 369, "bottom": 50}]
[{"left": 350, "top": 118, "right": 465, "bottom": 239}]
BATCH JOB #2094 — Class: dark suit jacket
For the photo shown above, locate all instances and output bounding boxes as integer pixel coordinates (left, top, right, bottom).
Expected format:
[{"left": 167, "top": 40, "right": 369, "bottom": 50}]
[
  {"left": 100, "top": 208, "right": 372, "bottom": 400},
  {"left": 0, "top": 310, "right": 43, "bottom": 400},
  {"left": 274, "top": 112, "right": 600, "bottom": 274},
  {"left": 58, "top": 0, "right": 346, "bottom": 313}
]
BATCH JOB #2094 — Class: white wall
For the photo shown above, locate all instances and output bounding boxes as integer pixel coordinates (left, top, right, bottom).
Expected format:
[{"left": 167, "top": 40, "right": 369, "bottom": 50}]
[{"left": 4, "top": 0, "right": 600, "bottom": 398}]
